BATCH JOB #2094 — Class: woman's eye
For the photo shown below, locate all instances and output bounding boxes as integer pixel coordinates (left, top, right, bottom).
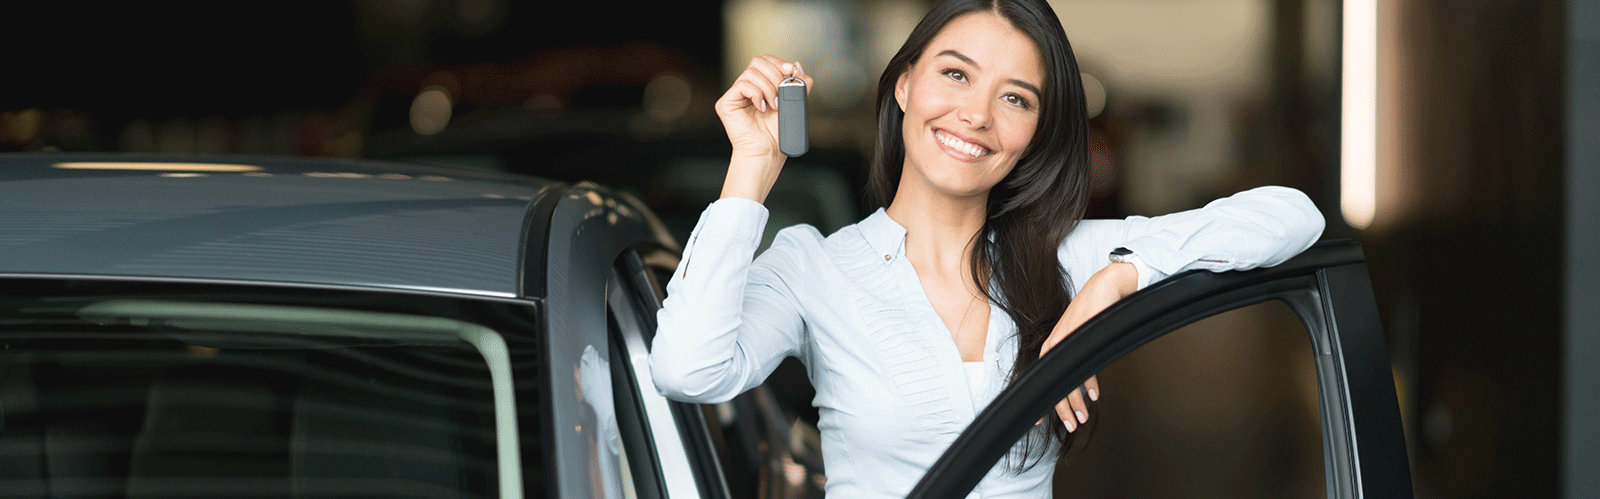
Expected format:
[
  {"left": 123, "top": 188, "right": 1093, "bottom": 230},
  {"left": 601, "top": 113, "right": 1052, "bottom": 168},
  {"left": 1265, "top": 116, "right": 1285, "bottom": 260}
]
[
  {"left": 941, "top": 69, "right": 967, "bottom": 82},
  {"left": 1003, "top": 94, "right": 1033, "bottom": 110}
]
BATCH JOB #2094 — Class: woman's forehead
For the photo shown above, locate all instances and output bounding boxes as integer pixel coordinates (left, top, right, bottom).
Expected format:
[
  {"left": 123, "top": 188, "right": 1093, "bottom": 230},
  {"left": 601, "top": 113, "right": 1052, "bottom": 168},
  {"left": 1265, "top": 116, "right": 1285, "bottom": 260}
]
[{"left": 923, "top": 12, "right": 1045, "bottom": 83}]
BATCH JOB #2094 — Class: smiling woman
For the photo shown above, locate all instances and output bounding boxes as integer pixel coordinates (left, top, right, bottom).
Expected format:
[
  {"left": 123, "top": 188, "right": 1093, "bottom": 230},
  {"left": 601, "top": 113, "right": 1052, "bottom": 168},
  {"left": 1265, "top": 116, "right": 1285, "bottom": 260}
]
[
  {"left": 890, "top": 16, "right": 1044, "bottom": 199},
  {"left": 649, "top": 0, "right": 1324, "bottom": 497}
]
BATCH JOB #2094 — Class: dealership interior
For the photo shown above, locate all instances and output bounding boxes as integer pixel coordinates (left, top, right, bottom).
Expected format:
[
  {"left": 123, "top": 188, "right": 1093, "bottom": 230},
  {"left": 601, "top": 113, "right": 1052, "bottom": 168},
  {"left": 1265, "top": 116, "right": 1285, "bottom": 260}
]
[{"left": 3, "top": 0, "right": 1596, "bottom": 497}]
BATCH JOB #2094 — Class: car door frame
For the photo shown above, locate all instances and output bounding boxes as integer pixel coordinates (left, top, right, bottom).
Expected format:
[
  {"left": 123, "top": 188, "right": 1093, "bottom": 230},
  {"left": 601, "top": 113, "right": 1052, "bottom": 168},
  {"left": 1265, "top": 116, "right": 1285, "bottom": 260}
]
[
  {"left": 609, "top": 251, "right": 736, "bottom": 499},
  {"left": 904, "top": 240, "right": 1414, "bottom": 499}
]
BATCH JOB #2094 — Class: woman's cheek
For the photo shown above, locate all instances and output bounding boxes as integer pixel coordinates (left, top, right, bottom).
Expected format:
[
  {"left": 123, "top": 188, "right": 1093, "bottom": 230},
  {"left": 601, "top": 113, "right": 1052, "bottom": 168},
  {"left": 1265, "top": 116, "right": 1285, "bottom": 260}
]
[
  {"left": 1003, "top": 116, "right": 1038, "bottom": 152},
  {"left": 911, "top": 78, "right": 960, "bottom": 117}
]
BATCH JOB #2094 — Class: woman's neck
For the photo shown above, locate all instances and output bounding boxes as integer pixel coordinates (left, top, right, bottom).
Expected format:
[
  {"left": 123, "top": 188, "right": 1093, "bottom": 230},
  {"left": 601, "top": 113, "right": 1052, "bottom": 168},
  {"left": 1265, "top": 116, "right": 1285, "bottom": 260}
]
[{"left": 884, "top": 179, "right": 988, "bottom": 276}]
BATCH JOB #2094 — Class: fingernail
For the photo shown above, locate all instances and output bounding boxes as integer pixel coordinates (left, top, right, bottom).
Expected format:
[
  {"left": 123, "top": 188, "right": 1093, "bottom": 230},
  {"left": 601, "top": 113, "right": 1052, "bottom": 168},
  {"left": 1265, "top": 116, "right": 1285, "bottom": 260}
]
[
  {"left": 795, "top": 61, "right": 804, "bottom": 75},
  {"left": 758, "top": 100, "right": 766, "bottom": 112},
  {"left": 1088, "top": 388, "right": 1098, "bottom": 401},
  {"left": 781, "top": 62, "right": 793, "bottom": 73},
  {"left": 1064, "top": 419, "right": 1076, "bottom": 433},
  {"left": 1076, "top": 410, "right": 1087, "bottom": 423}
]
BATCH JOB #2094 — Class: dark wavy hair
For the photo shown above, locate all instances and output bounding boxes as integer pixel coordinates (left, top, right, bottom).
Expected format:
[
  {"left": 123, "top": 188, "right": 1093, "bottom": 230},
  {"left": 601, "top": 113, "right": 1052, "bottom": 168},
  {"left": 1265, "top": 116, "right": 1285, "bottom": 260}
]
[{"left": 867, "top": 0, "right": 1095, "bottom": 470}]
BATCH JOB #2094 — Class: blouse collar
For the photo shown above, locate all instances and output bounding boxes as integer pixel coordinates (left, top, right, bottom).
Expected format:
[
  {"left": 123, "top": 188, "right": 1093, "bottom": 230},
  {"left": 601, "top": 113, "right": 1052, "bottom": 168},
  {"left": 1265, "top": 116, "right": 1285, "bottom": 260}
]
[{"left": 858, "top": 208, "right": 908, "bottom": 264}]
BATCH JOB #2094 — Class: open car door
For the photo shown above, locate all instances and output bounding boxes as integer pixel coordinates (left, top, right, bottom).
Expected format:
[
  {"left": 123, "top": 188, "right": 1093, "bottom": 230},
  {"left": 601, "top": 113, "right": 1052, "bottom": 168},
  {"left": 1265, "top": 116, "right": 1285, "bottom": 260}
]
[{"left": 905, "top": 240, "right": 1414, "bottom": 499}]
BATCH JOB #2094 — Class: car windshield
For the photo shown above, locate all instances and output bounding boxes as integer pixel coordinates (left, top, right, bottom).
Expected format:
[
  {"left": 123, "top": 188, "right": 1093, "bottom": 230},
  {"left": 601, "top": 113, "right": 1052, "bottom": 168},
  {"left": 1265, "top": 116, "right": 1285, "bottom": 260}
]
[{"left": 0, "top": 298, "right": 513, "bottom": 499}]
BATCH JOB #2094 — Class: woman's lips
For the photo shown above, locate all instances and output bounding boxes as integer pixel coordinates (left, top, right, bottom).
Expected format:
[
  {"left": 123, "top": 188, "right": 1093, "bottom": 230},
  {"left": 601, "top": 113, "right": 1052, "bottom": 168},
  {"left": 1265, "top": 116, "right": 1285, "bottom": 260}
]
[{"left": 935, "top": 129, "right": 992, "bottom": 160}]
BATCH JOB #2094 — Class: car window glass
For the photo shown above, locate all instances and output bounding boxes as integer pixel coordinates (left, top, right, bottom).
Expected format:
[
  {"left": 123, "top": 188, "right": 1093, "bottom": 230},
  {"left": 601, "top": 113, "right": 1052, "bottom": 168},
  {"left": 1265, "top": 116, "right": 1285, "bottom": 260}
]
[
  {"left": 1049, "top": 300, "right": 1326, "bottom": 498},
  {"left": 0, "top": 300, "right": 506, "bottom": 499},
  {"left": 696, "top": 385, "right": 827, "bottom": 499},
  {"left": 602, "top": 306, "right": 672, "bottom": 499},
  {"left": 576, "top": 342, "right": 628, "bottom": 499}
]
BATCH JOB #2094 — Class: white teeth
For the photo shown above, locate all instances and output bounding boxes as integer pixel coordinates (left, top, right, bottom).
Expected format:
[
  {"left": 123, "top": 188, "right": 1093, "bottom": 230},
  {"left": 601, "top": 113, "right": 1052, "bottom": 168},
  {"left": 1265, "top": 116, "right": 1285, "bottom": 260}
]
[{"left": 936, "top": 131, "right": 990, "bottom": 157}]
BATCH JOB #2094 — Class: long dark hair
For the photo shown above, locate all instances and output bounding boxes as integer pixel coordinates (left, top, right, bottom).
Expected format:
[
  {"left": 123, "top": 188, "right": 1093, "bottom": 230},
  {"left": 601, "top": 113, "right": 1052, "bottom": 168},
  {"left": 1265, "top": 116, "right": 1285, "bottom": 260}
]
[{"left": 867, "top": 0, "right": 1094, "bottom": 470}]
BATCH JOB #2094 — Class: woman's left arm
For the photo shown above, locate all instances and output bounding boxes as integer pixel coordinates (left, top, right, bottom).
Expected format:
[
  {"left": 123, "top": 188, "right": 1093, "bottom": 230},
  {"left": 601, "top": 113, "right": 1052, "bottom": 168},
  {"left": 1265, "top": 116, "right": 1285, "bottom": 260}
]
[
  {"left": 1062, "top": 185, "right": 1326, "bottom": 292},
  {"left": 1041, "top": 185, "right": 1325, "bottom": 431}
]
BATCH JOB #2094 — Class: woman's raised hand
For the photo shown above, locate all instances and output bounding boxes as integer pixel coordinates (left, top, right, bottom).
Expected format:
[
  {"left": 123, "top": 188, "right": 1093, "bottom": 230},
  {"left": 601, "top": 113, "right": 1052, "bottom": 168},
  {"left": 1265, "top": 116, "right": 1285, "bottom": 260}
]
[{"left": 716, "top": 55, "right": 812, "bottom": 203}]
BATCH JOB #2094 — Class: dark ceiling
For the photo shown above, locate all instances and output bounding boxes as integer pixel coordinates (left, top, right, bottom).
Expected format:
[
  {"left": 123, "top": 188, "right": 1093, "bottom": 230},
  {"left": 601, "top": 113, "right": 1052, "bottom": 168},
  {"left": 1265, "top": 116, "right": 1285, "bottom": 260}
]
[{"left": 4, "top": 1, "right": 724, "bottom": 120}]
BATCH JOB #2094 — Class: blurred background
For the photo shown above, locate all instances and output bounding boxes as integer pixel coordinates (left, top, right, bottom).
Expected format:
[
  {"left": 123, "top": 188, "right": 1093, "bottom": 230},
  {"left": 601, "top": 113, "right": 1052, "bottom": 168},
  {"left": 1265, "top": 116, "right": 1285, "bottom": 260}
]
[{"left": 1, "top": 0, "right": 1594, "bottom": 497}]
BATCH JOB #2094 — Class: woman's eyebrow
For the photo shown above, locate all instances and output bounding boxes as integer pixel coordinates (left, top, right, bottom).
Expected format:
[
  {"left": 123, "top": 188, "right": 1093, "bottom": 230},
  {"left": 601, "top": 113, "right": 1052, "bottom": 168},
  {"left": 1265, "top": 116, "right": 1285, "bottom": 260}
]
[
  {"left": 1009, "top": 79, "right": 1041, "bottom": 98},
  {"left": 936, "top": 49, "right": 980, "bottom": 69},
  {"left": 935, "top": 49, "right": 1041, "bottom": 97}
]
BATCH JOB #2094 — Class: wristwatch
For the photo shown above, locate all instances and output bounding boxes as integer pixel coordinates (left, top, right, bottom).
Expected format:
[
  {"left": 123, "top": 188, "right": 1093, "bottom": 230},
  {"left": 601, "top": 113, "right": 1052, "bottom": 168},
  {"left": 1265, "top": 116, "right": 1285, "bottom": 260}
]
[{"left": 1108, "top": 247, "right": 1134, "bottom": 264}]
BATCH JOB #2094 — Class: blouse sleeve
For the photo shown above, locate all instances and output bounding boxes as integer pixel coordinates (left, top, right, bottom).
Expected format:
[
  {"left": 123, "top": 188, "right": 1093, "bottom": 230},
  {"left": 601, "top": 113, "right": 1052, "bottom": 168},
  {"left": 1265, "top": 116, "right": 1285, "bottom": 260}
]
[
  {"left": 1059, "top": 185, "right": 1326, "bottom": 295},
  {"left": 648, "top": 197, "right": 807, "bottom": 404}
]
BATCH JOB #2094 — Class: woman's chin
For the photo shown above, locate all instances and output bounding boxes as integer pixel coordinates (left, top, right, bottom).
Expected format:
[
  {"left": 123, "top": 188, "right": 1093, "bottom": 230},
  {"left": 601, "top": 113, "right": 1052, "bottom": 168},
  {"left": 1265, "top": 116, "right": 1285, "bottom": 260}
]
[{"left": 922, "top": 179, "right": 998, "bottom": 201}]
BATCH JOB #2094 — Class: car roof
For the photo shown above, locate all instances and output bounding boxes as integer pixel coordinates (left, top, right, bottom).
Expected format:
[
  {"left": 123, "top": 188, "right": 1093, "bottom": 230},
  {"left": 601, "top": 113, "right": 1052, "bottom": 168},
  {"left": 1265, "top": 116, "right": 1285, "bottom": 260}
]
[{"left": 0, "top": 153, "right": 565, "bottom": 299}]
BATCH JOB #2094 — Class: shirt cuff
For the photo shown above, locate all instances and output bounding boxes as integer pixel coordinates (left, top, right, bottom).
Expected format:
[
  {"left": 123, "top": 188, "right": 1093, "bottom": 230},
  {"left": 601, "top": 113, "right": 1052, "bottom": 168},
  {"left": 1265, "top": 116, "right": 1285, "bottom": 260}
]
[
  {"left": 1117, "top": 252, "right": 1163, "bottom": 290},
  {"left": 694, "top": 197, "right": 769, "bottom": 248},
  {"left": 1118, "top": 237, "right": 1199, "bottom": 279}
]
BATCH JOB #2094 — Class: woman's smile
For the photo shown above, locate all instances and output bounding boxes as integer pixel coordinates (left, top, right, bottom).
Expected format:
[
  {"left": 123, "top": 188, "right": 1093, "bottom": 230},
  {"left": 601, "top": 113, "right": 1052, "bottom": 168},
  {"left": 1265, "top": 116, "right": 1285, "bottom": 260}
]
[{"left": 934, "top": 128, "right": 992, "bottom": 160}]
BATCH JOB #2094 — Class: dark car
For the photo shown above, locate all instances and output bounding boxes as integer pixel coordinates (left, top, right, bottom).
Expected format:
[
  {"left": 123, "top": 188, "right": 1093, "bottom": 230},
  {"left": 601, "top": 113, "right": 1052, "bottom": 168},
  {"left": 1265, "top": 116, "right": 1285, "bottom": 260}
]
[
  {"left": 0, "top": 153, "right": 823, "bottom": 499},
  {"left": 0, "top": 153, "right": 1409, "bottom": 499}
]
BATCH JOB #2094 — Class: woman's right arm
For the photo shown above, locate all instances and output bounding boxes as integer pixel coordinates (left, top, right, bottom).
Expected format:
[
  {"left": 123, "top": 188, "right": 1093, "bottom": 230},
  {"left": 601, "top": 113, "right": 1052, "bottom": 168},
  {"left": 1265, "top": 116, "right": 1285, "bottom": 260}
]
[
  {"left": 648, "top": 56, "right": 813, "bottom": 404},
  {"left": 648, "top": 198, "right": 807, "bottom": 403}
]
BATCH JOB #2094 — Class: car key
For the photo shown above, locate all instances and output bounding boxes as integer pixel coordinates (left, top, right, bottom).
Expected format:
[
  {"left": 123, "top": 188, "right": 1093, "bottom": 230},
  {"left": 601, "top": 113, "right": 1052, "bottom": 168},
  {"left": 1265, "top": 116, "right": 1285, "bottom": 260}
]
[{"left": 778, "top": 76, "right": 808, "bottom": 157}]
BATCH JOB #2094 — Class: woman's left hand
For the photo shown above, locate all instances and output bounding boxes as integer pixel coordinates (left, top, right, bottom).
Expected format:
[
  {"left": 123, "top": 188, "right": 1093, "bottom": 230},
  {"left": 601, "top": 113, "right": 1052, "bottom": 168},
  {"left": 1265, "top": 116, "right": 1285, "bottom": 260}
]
[{"left": 1039, "top": 262, "right": 1138, "bottom": 432}]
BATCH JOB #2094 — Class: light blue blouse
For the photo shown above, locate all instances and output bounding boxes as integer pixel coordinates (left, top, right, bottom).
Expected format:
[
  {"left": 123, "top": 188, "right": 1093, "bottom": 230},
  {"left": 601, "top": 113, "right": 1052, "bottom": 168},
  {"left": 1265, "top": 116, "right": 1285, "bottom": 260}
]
[{"left": 650, "top": 186, "right": 1325, "bottom": 498}]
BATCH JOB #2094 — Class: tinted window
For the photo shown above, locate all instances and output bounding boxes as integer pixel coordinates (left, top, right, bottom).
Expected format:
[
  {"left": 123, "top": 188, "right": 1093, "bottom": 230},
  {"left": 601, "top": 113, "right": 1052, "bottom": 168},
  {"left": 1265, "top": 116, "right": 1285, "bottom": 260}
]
[
  {"left": 696, "top": 387, "right": 826, "bottom": 499},
  {"left": 1052, "top": 301, "right": 1325, "bottom": 498},
  {"left": 0, "top": 298, "right": 504, "bottom": 498}
]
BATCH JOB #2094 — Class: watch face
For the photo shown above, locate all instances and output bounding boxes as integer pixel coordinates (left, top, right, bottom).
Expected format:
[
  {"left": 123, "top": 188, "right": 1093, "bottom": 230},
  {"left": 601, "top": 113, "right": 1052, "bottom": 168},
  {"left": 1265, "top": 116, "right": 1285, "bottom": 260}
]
[{"left": 1111, "top": 247, "right": 1133, "bottom": 256}]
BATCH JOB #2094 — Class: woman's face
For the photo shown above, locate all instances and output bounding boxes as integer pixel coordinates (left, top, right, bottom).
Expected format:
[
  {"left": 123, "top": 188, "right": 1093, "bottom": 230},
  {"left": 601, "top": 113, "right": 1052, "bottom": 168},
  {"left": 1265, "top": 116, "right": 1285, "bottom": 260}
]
[{"left": 895, "top": 11, "right": 1045, "bottom": 201}]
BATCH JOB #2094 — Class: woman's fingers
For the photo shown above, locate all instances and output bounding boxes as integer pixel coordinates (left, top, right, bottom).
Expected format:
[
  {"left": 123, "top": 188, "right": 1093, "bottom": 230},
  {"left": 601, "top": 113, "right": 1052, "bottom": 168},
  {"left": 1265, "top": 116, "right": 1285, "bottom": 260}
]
[
  {"left": 717, "top": 58, "right": 805, "bottom": 158},
  {"left": 1067, "top": 386, "right": 1088, "bottom": 425},
  {"left": 765, "top": 57, "right": 814, "bottom": 98},
  {"left": 1054, "top": 387, "right": 1089, "bottom": 432},
  {"left": 714, "top": 55, "right": 809, "bottom": 171},
  {"left": 730, "top": 65, "right": 778, "bottom": 109},
  {"left": 736, "top": 73, "right": 778, "bottom": 113},
  {"left": 724, "top": 55, "right": 807, "bottom": 114},
  {"left": 1055, "top": 396, "right": 1077, "bottom": 432},
  {"left": 756, "top": 54, "right": 803, "bottom": 81},
  {"left": 719, "top": 78, "right": 763, "bottom": 113},
  {"left": 747, "top": 56, "right": 793, "bottom": 108}
]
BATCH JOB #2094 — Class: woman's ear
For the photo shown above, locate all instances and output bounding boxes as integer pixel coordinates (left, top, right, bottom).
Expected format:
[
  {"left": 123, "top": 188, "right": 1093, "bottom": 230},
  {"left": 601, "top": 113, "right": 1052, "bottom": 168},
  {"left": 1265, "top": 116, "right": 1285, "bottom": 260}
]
[{"left": 894, "top": 68, "right": 910, "bottom": 113}]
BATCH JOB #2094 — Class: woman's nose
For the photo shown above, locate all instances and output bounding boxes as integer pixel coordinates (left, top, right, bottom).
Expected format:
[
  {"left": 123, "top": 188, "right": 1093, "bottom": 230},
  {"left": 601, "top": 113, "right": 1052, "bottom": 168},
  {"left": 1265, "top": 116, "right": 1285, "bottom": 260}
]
[{"left": 957, "top": 94, "right": 993, "bottom": 129}]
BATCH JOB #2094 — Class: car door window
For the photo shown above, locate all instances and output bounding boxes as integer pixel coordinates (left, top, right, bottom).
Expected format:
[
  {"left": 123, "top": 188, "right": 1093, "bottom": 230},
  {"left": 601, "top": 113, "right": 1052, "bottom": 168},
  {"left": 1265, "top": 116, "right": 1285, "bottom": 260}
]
[
  {"left": 0, "top": 297, "right": 512, "bottom": 499},
  {"left": 1050, "top": 301, "right": 1325, "bottom": 498},
  {"left": 692, "top": 374, "right": 826, "bottom": 499},
  {"left": 575, "top": 338, "right": 629, "bottom": 499}
]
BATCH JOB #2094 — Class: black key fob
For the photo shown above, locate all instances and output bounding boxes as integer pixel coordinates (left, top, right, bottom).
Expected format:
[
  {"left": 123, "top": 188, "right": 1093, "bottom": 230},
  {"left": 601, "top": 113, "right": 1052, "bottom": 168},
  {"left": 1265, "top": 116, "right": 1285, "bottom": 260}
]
[{"left": 778, "top": 77, "right": 808, "bottom": 157}]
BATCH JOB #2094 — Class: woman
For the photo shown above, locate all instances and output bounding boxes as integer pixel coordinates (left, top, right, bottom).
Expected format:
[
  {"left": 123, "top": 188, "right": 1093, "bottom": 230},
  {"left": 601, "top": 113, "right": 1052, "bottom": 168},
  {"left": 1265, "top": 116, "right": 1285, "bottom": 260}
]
[{"left": 650, "top": 0, "right": 1325, "bottom": 496}]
